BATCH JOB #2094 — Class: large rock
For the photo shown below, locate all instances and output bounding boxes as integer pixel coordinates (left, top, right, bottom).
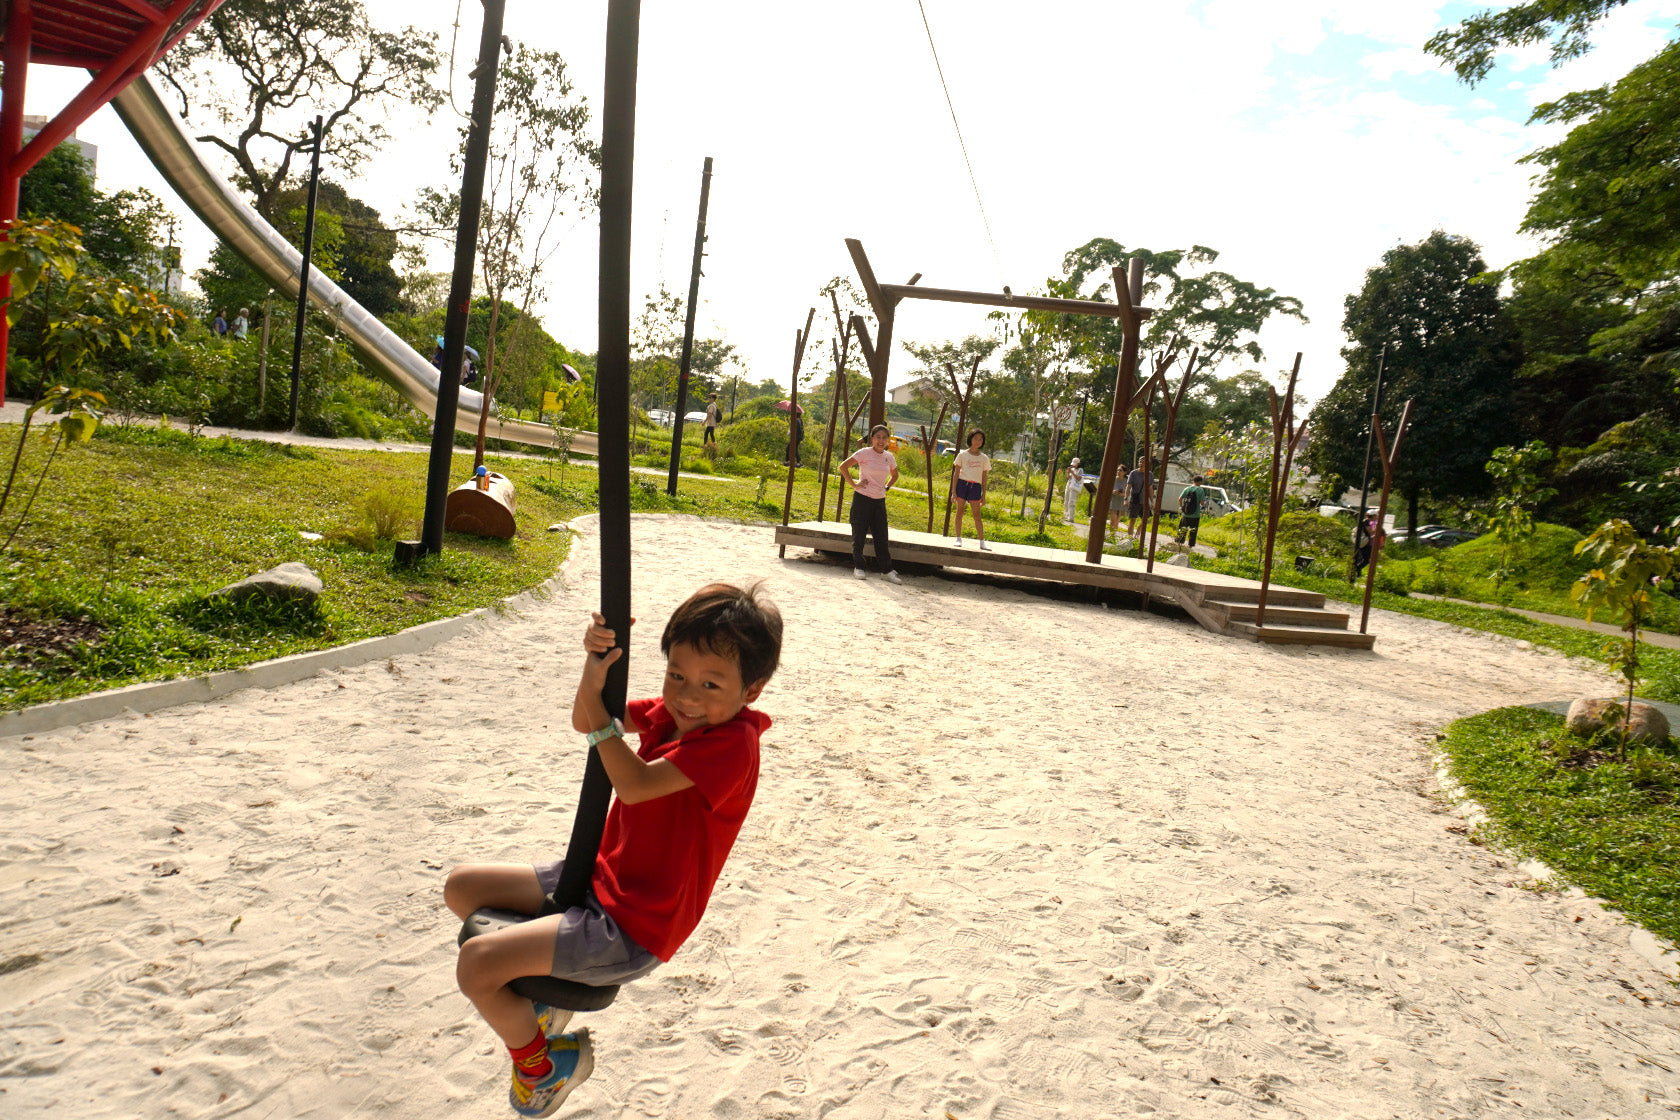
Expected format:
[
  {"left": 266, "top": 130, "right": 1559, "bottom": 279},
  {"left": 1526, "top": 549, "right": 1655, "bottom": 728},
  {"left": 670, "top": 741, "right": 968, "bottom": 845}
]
[
  {"left": 1565, "top": 697, "right": 1671, "bottom": 744},
  {"left": 215, "top": 562, "right": 324, "bottom": 604}
]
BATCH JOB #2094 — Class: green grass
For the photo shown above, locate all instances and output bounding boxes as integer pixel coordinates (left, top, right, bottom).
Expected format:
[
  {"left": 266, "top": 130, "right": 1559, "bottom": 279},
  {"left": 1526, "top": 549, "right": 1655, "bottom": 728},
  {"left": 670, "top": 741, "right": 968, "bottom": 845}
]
[
  {"left": 0, "top": 424, "right": 588, "bottom": 710},
  {"left": 1441, "top": 706, "right": 1680, "bottom": 947}
]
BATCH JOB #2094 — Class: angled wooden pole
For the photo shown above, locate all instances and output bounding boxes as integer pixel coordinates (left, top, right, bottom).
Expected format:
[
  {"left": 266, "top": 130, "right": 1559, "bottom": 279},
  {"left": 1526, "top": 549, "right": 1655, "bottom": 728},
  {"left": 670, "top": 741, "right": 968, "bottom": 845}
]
[
  {"left": 845, "top": 238, "right": 903, "bottom": 427},
  {"left": 941, "top": 354, "right": 982, "bottom": 536},
  {"left": 1147, "top": 345, "right": 1198, "bottom": 572},
  {"left": 815, "top": 294, "right": 853, "bottom": 524},
  {"left": 920, "top": 396, "right": 950, "bottom": 531},
  {"left": 778, "top": 306, "right": 817, "bottom": 557},
  {"left": 1254, "top": 353, "right": 1304, "bottom": 629},
  {"left": 1086, "top": 260, "right": 1155, "bottom": 563},
  {"left": 1361, "top": 398, "right": 1414, "bottom": 633}
]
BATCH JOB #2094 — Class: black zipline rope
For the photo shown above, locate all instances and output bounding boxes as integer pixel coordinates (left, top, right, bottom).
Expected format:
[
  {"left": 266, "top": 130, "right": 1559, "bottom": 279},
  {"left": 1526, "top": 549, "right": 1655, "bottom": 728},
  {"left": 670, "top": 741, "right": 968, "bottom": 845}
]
[{"left": 914, "top": 0, "right": 1005, "bottom": 287}]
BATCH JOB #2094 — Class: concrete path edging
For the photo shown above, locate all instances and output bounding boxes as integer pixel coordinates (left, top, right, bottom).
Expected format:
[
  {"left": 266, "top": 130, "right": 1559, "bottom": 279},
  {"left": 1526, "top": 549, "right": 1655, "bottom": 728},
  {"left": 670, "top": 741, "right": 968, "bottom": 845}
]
[{"left": 0, "top": 517, "right": 603, "bottom": 739}]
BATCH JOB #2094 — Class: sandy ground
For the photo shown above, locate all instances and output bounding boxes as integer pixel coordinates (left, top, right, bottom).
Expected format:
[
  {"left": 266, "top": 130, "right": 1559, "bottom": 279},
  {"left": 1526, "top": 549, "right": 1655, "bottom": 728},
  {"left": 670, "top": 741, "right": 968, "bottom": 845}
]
[{"left": 3, "top": 515, "right": 1678, "bottom": 1120}]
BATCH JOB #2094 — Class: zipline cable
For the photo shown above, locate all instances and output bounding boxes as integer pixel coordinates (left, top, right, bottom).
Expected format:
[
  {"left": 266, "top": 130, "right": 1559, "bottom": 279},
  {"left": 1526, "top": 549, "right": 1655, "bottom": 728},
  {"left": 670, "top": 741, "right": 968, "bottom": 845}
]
[{"left": 914, "top": 0, "right": 1006, "bottom": 288}]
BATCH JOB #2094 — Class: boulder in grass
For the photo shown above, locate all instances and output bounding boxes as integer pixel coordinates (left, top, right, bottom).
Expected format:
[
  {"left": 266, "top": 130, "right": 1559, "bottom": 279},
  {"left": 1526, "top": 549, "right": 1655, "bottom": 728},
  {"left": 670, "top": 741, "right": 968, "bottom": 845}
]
[
  {"left": 215, "top": 562, "right": 324, "bottom": 604},
  {"left": 1565, "top": 697, "right": 1670, "bottom": 744},
  {"left": 1165, "top": 552, "right": 1192, "bottom": 567}
]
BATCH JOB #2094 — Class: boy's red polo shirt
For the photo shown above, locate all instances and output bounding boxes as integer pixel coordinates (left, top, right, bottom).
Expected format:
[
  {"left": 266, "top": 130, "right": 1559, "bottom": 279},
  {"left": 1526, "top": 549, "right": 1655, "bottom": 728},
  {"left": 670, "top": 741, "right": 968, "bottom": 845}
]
[{"left": 591, "top": 697, "right": 767, "bottom": 960}]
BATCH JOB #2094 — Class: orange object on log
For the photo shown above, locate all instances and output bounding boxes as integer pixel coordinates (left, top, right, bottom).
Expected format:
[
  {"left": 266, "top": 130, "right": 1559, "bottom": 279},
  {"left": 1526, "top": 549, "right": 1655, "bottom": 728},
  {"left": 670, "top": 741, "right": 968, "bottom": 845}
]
[{"left": 444, "top": 471, "right": 516, "bottom": 538}]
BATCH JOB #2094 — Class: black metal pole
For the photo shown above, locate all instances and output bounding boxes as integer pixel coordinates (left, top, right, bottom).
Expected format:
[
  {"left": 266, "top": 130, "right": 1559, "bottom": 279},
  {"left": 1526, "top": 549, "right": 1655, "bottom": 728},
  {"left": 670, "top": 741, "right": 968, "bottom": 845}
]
[
  {"left": 287, "top": 116, "right": 323, "bottom": 431},
  {"left": 414, "top": 3, "right": 507, "bottom": 558},
  {"left": 667, "top": 156, "right": 713, "bottom": 495},
  {"left": 553, "top": 0, "right": 641, "bottom": 913},
  {"left": 1348, "top": 341, "right": 1388, "bottom": 581}
]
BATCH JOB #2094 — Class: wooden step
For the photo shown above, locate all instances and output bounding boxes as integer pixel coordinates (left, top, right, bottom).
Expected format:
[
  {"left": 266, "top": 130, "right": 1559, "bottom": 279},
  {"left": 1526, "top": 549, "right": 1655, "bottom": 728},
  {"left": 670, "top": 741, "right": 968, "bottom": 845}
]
[
  {"left": 1211, "top": 600, "right": 1351, "bottom": 629},
  {"left": 1169, "top": 581, "right": 1324, "bottom": 608},
  {"left": 1225, "top": 621, "right": 1376, "bottom": 649}
]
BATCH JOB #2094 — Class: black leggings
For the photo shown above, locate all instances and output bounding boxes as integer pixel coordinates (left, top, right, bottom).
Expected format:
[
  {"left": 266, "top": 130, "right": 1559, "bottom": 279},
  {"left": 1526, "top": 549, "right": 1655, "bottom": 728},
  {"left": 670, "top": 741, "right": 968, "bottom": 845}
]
[{"left": 849, "top": 493, "right": 893, "bottom": 572}]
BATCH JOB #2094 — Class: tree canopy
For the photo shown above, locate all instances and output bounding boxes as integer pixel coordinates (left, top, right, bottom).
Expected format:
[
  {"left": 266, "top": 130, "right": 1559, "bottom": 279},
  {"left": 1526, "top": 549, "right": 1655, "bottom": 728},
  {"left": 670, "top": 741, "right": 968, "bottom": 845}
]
[
  {"left": 1307, "top": 231, "right": 1521, "bottom": 530},
  {"left": 1426, "top": 1, "right": 1633, "bottom": 85}
]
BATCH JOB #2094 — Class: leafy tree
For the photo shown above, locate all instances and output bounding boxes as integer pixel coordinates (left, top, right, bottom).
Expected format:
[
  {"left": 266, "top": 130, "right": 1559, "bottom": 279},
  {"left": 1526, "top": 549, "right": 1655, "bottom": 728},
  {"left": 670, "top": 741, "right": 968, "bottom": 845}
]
[
  {"left": 1485, "top": 440, "right": 1558, "bottom": 586},
  {"left": 1426, "top": 1, "right": 1633, "bottom": 85},
  {"left": 412, "top": 41, "right": 597, "bottom": 462},
  {"left": 1571, "top": 518, "right": 1677, "bottom": 758},
  {"left": 1307, "top": 231, "right": 1521, "bottom": 536},
  {"left": 267, "top": 181, "right": 403, "bottom": 316},
  {"left": 18, "top": 144, "right": 172, "bottom": 283},
  {"left": 157, "top": 0, "right": 443, "bottom": 219}
]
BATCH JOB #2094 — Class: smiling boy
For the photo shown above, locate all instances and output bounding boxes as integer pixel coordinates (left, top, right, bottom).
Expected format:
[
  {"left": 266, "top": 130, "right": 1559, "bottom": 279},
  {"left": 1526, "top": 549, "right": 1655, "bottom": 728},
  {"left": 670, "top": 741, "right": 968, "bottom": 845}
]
[{"left": 445, "top": 581, "right": 782, "bottom": 1117}]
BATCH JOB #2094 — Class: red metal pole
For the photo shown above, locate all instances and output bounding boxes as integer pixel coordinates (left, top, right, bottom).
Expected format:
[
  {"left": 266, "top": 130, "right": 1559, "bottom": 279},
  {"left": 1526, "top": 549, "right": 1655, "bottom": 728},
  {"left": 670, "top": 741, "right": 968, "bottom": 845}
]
[{"left": 0, "top": 0, "right": 33, "bottom": 404}]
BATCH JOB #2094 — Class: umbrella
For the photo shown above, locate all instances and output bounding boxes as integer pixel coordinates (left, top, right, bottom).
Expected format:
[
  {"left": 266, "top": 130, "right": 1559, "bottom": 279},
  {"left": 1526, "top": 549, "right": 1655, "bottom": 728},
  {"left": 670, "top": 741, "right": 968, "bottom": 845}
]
[
  {"left": 435, "top": 335, "right": 481, "bottom": 361},
  {"left": 560, "top": 363, "right": 582, "bottom": 384},
  {"left": 774, "top": 400, "right": 805, "bottom": 415}
]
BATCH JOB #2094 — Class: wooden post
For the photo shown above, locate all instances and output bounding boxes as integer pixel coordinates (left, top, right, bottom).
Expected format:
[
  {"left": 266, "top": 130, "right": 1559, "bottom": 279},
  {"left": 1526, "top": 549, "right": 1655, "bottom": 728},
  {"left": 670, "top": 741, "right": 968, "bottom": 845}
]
[
  {"left": 1134, "top": 375, "right": 1159, "bottom": 559},
  {"left": 1085, "top": 260, "right": 1155, "bottom": 563},
  {"left": 845, "top": 238, "right": 910, "bottom": 428},
  {"left": 1146, "top": 346, "right": 1198, "bottom": 572},
  {"left": 256, "top": 290, "right": 274, "bottom": 415},
  {"left": 1254, "top": 354, "right": 1307, "bottom": 629},
  {"left": 1361, "top": 399, "right": 1414, "bottom": 633},
  {"left": 920, "top": 398, "right": 950, "bottom": 531},
  {"left": 778, "top": 307, "right": 816, "bottom": 558},
  {"left": 1347, "top": 341, "right": 1389, "bottom": 582},
  {"left": 815, "top": 296, "right": 853, "bottom": 523}
]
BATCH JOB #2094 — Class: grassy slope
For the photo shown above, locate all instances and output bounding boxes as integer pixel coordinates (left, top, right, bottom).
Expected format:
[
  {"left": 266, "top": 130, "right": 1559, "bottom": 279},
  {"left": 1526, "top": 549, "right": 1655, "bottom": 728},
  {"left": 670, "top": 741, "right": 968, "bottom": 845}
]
[{"left": 1442, "top": 707, "right": 1680, "bottom": 947}]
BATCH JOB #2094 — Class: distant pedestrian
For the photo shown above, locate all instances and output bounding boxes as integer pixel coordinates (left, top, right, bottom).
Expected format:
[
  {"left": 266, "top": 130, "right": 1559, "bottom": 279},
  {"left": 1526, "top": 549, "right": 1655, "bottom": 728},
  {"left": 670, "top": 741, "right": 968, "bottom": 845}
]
[
  {"left": 704, "top": 393, "right": 720, "bottom": 446},
  {"left": 211, "top": 309, "right": 228, "bottom": 337},
  {"left": 840, "top": 424, "right": 901, "bottom": 584},
  {"left": 950, "top": 429, "right": 992, "bottom": 550},
  {"left": 1176, "top": 474, "right": 1207, "bottom": 547},
  {"left": 1125, "top": 457, "right": 1151, "bottom": 537},
  {"left": 1107, "top": 464, "right": 1127, "bottom": 539},
  {"left": 1062, "top": 457, "right": 1084, "bottom": 524},
  {"left": 232, "top": 308, "right": 250, "bottom": 341},
  {"left": 1354, "top": 514, "right": 1382, "bottom": 576}
]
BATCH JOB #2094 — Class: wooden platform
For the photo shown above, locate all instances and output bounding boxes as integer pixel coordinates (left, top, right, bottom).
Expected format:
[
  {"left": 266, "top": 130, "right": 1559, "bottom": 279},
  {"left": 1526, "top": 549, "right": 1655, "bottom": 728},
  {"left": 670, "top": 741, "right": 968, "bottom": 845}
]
[{"left": 775, "top": 521, "right": 1376, "bottom": 649}]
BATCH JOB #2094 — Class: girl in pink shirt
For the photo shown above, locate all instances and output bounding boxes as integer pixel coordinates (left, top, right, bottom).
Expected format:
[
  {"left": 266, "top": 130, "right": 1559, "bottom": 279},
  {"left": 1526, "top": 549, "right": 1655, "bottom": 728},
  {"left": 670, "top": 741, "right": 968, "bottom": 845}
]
[{"left": 840, "top": 424, "right": 902, "bottom": 583}]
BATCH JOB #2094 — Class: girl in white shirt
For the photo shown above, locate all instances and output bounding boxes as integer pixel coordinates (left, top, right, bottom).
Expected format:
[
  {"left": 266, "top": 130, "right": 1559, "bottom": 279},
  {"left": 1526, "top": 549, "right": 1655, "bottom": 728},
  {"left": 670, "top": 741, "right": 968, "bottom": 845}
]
[
  {"left": 840, "top": 424, "right": 902, "bottom": 583},
  {"left": 950, "top": 429, "right": 992, "bottom": 550}
]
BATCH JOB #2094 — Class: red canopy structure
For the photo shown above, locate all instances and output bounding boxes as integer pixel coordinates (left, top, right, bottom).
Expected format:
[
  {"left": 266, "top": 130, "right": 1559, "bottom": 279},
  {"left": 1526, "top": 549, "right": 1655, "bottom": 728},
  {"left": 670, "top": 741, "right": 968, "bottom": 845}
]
[{"left": 0, "top": 0, "right": 226, "bottom": 399}]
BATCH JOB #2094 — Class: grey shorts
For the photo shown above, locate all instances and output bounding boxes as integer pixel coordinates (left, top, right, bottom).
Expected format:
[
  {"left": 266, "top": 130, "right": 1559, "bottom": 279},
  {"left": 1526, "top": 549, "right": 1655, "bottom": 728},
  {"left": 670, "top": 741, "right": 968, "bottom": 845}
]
[{"left": 534, "top": 859, "right": 662, "bottom": 986}]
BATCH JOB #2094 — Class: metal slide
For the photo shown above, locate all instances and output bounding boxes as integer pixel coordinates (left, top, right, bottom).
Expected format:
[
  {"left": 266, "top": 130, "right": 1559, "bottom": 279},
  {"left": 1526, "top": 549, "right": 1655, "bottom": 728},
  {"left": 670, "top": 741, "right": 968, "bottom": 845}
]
[{"left": 110, "top": 73, "right": 596, "bottom": 455}]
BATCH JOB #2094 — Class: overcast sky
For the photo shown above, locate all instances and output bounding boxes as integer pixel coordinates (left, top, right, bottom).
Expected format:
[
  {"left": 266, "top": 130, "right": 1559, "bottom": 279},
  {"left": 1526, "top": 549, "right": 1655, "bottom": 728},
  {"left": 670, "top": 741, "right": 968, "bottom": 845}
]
[{"left": 19, "top": 0, "right": 1680, "bottom": 404}]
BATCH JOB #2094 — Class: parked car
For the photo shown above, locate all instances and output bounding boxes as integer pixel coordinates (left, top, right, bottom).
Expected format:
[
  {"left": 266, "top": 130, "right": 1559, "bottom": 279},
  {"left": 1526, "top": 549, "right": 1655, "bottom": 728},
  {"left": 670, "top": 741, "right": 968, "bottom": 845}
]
[
  {"left": 935, "top": 439, "right": 957, "bottom": 457},
  {"left": 646, "top": 408, "right": 675, "bottom": 427},
  {"left": 683, "top": 411, "right": 707, "bottom": 424},
  {"left": 1418, "top": 528, "right": 1481, "bottom": 547}
]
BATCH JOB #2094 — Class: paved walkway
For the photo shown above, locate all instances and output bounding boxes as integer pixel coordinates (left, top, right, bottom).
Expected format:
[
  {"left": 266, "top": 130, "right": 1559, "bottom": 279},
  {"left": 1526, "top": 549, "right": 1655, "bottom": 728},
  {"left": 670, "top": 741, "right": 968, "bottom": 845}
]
[
  {"left": 0, "top": 399, "right": 733, "bottom": 482},
  {"left": 1411, "top": 592, "right": 1680, "bottom": 650}
]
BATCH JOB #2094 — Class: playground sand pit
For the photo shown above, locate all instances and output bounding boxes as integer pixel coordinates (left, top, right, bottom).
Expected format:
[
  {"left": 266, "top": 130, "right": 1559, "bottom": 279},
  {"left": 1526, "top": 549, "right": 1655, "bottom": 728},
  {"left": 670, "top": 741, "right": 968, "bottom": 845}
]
[{"left": 4, "top": 515, "right": 1677, "bottom": 1118}]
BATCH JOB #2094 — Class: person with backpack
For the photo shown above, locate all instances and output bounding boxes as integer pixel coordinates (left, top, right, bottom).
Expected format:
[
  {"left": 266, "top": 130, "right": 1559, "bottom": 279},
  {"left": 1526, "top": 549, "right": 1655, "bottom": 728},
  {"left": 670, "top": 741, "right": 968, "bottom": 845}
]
[{"left": 1176, "top": 475, "right": 1208, "bottom": 547}]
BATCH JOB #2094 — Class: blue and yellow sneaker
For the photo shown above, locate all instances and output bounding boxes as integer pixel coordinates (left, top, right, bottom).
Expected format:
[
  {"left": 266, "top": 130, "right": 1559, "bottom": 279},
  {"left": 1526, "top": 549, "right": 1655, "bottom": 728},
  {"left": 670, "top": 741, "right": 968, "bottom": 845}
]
[{"left": 509, "top": 1028, "right": 593, "bottom": 1118}]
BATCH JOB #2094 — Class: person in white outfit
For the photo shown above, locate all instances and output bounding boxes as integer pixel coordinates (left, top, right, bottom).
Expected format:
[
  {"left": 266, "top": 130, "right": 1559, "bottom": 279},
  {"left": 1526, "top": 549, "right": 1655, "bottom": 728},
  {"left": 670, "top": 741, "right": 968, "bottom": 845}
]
[{"left": 1062, "top": 456, "right": 1084, "bottom": 524}]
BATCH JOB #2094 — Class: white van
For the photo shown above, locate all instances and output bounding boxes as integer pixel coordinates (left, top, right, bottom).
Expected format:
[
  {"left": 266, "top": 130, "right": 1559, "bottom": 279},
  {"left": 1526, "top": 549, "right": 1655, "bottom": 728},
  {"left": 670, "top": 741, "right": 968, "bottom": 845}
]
[{"left": 1160, "top": 479, "right": 1239, "bottom": 517}]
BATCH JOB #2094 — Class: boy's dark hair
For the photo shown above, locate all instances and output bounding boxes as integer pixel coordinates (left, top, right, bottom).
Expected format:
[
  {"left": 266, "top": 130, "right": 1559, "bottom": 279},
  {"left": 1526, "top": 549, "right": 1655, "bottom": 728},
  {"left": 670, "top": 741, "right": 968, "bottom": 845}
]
[{"left": 662, "top": 581, "right": 783, "bottom": 686}]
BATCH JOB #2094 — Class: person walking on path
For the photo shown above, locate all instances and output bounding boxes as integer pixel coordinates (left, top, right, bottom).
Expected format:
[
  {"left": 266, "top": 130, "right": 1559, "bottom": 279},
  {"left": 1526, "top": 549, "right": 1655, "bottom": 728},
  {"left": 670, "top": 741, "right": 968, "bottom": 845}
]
[
  {"left": 840, "top": 424, "right": 902, "bottom": 583},
  {"left": 232, "top": 308, "right": 250, "bottom": 341},
  {"left": 950, "top": 429, "right": 992, "bottom": 550},
  {"left": 1107, "top": 464, "right": 1127, "bottom": 540},
  {"left": 1125, "top": 457, "right": 1151, "bottom": 538},
  {"left": 1176, "top": 474, "right": 1207, "bottom": 547},
  {"left": 1062, "top": 457, "right": 1085, "bottom": 525},
  {"left": 211, "top": 309, "right": 228, "bottom": 337},
  {"left": 703, "top": 394, "right": 720, "bottom": 447}
]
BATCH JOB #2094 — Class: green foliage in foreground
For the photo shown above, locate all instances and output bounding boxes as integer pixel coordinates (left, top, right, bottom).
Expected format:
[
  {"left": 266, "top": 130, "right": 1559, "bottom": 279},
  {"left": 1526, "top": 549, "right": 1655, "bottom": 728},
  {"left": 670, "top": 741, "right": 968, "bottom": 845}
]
[{"left": 1440, "top": 706, "right": 1680, "bottom": 948}]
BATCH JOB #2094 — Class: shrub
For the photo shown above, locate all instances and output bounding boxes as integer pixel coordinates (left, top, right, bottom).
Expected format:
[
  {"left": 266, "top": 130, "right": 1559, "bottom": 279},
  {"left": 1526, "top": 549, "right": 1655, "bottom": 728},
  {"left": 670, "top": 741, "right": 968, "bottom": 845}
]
[
  {"left": 717, "top": 416, "right": 820, "bottom": 464},
  {"left": 361, "top": 481, "right": 422, "bottom": 540}
]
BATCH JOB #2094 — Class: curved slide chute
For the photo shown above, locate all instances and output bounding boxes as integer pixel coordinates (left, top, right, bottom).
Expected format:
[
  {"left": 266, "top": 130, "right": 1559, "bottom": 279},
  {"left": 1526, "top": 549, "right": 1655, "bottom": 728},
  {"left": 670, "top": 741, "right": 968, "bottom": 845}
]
[{"left": 110, "top": 73, "right": 597, "bottom": 456}]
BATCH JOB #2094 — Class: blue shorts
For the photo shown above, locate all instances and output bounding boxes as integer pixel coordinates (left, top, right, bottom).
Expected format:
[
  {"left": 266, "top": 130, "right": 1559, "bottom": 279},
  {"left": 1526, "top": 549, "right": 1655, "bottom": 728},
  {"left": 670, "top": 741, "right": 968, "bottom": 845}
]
[
  {"left": 534, "top": 859, "right": 662, "bottom": 985},
  {"left": 955, "top": 478, "right": 984, "bottom": 502}
]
